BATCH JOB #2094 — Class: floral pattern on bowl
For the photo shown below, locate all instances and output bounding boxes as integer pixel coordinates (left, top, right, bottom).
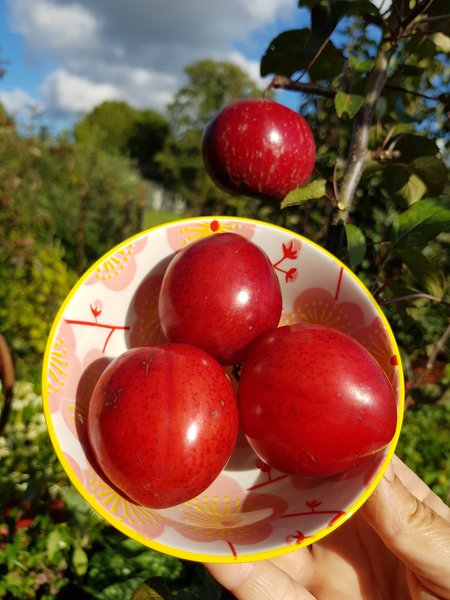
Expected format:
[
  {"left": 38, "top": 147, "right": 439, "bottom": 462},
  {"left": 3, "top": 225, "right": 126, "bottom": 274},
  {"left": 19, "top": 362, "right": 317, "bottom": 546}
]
[{"left": 42, "top": 216, "right": 404, "bottom": 564}]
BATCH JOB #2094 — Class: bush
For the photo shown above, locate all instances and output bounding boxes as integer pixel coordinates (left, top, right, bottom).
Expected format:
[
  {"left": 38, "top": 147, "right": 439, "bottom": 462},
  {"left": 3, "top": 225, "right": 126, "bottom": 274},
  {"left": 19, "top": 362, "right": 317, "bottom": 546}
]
[
  {"left": 397, "top": 401, "right": 450, "bottom": 504},
  {"left": 0, "top": 381, "right": 185, "bottom": 599}
]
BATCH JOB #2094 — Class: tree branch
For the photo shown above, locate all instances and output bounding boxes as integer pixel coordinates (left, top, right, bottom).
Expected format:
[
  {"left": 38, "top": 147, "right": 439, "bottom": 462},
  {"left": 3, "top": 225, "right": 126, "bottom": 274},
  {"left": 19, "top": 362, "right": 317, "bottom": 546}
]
[
  {"left": 334, "top": 43, "right": 394, "bottom": 224},
  {"left": 426, "top": 322, "right": 450, "bottom": 371},
  {"left": 381, "top": 293, "right": 450, "bottom": 309},
  {"left": 385, "top": 83, "right": 442, "bottom": 102},
  {"left": 265, "top": 75, "right": 336, "bottom": 99},
  {"left": 267, "top": 77, "right": 445, "bottom": 104}
]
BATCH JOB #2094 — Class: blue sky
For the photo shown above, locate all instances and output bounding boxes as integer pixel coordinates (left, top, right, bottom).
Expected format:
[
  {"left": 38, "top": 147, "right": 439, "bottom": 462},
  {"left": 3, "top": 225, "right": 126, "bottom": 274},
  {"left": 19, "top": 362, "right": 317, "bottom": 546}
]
[{"left": 0, "top": 0, "right": 311, "bottom": 134}]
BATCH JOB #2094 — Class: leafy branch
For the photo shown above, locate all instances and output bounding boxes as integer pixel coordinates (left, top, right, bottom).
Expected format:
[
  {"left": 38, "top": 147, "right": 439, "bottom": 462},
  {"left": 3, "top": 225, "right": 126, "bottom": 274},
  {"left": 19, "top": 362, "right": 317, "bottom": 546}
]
[
  {"left": 335, "top": 42, "right": 394, "bottom": 224},
  {"left": 381, "top": 293, "right": 450, "bottom": 309},
  {"left": 264, "top": 0, "right": 446, "bottom": 239},
  {"left": 267, "top": 74, "right": 445, "bottom": 103},
  {"left": 266, "top": 75, "right": 335, "bottom": 99}
]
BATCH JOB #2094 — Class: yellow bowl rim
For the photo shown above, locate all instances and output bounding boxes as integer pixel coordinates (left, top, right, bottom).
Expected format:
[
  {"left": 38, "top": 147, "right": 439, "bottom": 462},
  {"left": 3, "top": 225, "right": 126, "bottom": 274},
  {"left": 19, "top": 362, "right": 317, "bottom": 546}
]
[{"left": 42, "top": 215, "right": 405, "bottom": 564}]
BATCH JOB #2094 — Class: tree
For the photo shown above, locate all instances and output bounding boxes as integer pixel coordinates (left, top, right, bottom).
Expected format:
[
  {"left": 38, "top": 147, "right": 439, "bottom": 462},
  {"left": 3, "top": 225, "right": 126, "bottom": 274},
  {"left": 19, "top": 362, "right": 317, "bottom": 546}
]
[
  {"left": 167, "top": 59, "right": 261, "bottom": 135},
  {"left": 156, "top": 59, "right": 262, "bottom": 213},
  {"left": 0, "top": 114, "right": 146, "bottom": 379},
  {"left": 256, "top": 0, "right": 449, "bottom": 404},
  {"left": 74, "top": 100, "right": 170, "bottom": 179}
]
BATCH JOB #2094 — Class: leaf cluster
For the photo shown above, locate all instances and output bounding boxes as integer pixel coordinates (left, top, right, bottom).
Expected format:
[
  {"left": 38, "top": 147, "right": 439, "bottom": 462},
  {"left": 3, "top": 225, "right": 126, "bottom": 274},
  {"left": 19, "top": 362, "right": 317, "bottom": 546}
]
[
  {"left": 254, "top": 0, "right": 449, "bottom": 396},
  {"left": 0, "top": 382, "right": 186, "bottom": 599},
  {"left": 0, "top": 119, "right": 146, "bottom": 379}
]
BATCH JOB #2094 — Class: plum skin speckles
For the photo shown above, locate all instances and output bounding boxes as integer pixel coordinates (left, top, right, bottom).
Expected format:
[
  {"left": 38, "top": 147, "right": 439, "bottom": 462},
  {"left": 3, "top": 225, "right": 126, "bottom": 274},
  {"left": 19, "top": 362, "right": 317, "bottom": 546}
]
[
  {"left": 158, "top": 232, "right": 282, "bottom": 366},
  {"left": 202, "top": 98, "right": 316, "bottom": 203},
  {"left": 238, "top": 323, "right": 397, "bottom": 478},
  {"left": 87, "top": 344, "right": 239, "bottom": 509}
]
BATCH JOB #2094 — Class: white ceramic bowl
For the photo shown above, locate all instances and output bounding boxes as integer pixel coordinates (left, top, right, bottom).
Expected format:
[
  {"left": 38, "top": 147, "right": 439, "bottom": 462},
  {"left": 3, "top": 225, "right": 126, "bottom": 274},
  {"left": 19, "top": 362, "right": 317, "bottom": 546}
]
[{"left": 42, "top": 216, "right": 404, "bottom": 563}]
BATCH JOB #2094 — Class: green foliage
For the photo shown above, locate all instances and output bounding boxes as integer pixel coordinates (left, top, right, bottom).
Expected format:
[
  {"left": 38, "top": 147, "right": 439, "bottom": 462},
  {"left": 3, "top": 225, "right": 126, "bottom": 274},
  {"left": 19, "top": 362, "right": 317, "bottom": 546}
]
[
  {"left": 145, "top": 210, "right": 186, "bottom": 229},
  {"left": 74, "top": 101, "right": 170, "bottom": 178},
  {"left": 334, "top": 92, "right": 363, "bottom": 119},
  {"left": 75, "top": 101, "right": 142, "bottom": 155},
  {"left": 0, "top": 382, "right": 186, "bottom": 599},
  {"left": 391, "top": 197, "right": 450, "bottom": 250},
  {"left": 280, "top": 178, "right": 327, "bottom": 208},
  {"left": 0, "top": 119, "right": 148, "bottom": 378},
  {"left": 167, "top": 59, "right": 261, "bottom": 135},
  {"left": 344, "top": 223, "right": 366, "bottom": 267},
  {"left": 257, "top": 0, "right": 449, "bottom": 395},
  {"left": 156, "top": 59, "right": 261, "bottom": 213},
  {"left": 397, "top": 402, "right": 450, "bottom": 503},
  {"left": 0, "top": 5, "right": 449, "bottom": 595},
  {"left": 0, "top": 241, "right": 75, "bottom": 382}
]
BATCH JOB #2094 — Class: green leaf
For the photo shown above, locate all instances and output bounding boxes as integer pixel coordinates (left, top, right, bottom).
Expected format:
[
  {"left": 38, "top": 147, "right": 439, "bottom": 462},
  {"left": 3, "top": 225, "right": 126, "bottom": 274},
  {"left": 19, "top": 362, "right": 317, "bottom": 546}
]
[
  {"left": 308, "top": 42, "right": 345, "bottom": 80},
  {"left": 411, "top": 156, "right": 448, "bottom": 195},
  {"left": 130, "top": 577, "right": 199, "bottom": 600},
  {"left": 131, "top": 582, "right": 166, "bottom": 600},
  {"left": 306, "top": 2, "right": 353, "bottom": 58},
  {"left": 395, "top": 249, "right": 446, "bottom": 298},
  {"left": 400, "top": 173, "right": 427, "bottom": 205},
  {"left": 345, "top": 223, "right": 366, "bottom": 267},
  {"left": 380, "top": 165, "right": 410, "bottom": 196},
  {"left": 281, "top": 178, "right": 327, "bottom": 208},
  {"left": 260, "top": 29, "right": 311, "bottom": 78},
  {"left": 100, "top": 578, "right": 150, "bottom": 600},
  {"left": 391, "top": 197, "right": 450, "bottom": 249},
  {"left": 334, "top": 91, "right": 363, "bottom": 118},
  {"left": 431, "top": 32, "right": 450, "bottom": 52},
  {"left": 299, "top": 0, "right": 379, "bottom": 16},
  {"left": 47, "top": 528, "right": 65, "bottom": 564},
  {"left": 260, "top": 29, "right": 344, "bottom": 80},
  {"left": 348, "top": 54, "right": 375, "bottom": 73},
  {"left": 72, "top": 544, "right": 89, "bottom": 576},
  {"left": 394, "top": 134, "right": 439, "bottom": 162}
]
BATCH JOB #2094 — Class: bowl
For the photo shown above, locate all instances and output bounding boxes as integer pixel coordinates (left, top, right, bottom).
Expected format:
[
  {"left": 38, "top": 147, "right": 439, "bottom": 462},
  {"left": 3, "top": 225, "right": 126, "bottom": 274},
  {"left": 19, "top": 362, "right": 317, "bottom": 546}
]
[{"left": 42, "top": 216, "right": 404, "bottom": 564}]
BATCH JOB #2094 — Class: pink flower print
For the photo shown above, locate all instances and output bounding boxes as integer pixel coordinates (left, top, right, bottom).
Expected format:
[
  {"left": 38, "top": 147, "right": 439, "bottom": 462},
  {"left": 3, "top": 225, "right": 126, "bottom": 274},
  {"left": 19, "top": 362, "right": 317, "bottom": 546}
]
[
  {"left": 85, "top": 237, "right": 147, "bottom": 291},
  {"left": 63, "top": 452, "right": 86, "bottom": 486},
  {"left": 166, "top": 219, "right": 256, "bottom": 251},
  {"left": 84, "top": 467, "right": 166, "bottom": 539},
  {"left": 281, "top": 287, "right": 365, "bottom": 333},
  {"left": 168, "top": 475, "right": 287, "bottom": 557},
  {"left": 352, "top": 317, "right": 400, "bottom": 392},
  {"left": 47, "top": 320, "right": 79, "bottom": 413}
]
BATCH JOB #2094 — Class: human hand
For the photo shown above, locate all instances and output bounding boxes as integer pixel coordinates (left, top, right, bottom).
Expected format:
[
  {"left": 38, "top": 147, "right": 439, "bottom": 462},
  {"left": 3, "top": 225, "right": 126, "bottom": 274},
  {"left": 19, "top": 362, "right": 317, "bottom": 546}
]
[{"left": 206, "top": 455, "right": 450, "bottom": 599}]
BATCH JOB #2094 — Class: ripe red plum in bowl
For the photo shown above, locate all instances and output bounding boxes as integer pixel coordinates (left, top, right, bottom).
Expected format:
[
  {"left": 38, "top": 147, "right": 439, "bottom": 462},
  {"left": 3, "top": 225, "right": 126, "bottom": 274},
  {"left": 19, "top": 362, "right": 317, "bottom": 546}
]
[{"left": 42, "top": 216, "right": 404, "bottom": 564}]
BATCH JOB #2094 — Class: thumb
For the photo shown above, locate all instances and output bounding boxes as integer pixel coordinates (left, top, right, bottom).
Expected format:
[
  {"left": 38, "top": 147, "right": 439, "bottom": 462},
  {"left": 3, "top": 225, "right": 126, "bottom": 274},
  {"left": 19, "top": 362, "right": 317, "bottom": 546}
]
[{"left": 361, "top": 461, "right": 450, "bottom": 597}]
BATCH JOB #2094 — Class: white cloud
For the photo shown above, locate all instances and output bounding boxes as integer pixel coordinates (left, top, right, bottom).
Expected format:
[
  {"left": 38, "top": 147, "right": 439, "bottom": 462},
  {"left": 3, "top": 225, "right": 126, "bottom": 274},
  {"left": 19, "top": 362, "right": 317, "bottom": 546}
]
[
  {"left": 41, "top": 70, "right": 118, "bottom": 115},
  {"left": 10, "top": 0, "right": 98, "bottom": 56},
  {"left": 0, "top": 87, "right": 43, "bottom": 117},
  {"left": 41, "top": 67, "right": 177, "bottom": 116},
  {"left": 6, "top": 0, "right": 297, "bottom": 122},
  {"left": 227, "top": 51, "right": 268, "bottom": 87}
]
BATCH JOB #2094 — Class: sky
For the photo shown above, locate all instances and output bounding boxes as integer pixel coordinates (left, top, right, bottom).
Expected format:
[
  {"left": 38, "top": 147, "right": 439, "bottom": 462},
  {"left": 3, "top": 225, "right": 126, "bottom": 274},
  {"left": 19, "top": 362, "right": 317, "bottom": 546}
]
[{"left": 0, "top": 0, "right": 311, "bottom": 134}]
